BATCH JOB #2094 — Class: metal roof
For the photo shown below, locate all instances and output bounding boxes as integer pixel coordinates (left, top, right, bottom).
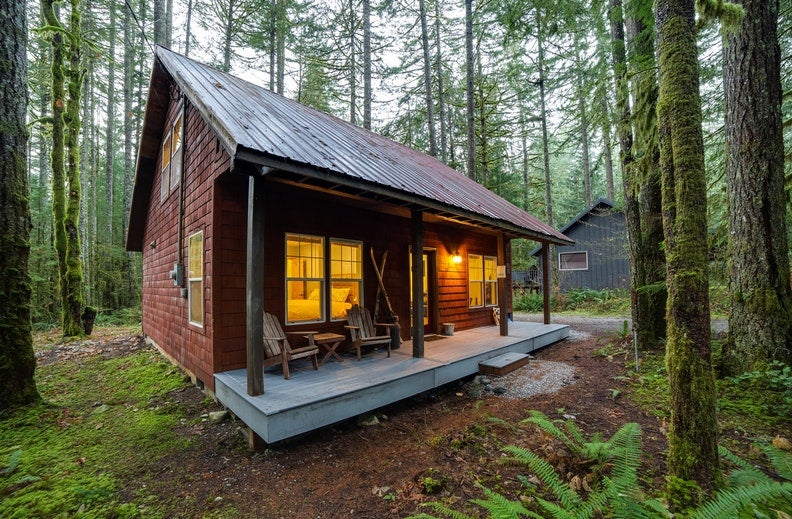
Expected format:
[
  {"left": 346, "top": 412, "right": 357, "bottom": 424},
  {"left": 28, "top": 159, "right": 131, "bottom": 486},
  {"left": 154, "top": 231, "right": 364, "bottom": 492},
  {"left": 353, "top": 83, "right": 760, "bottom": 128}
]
[
  {"left": 530, "top": 198, "right": 618, "bottom": 256},
  {"left": 129, "top": 46, "right": 571, "bottom": 249}
]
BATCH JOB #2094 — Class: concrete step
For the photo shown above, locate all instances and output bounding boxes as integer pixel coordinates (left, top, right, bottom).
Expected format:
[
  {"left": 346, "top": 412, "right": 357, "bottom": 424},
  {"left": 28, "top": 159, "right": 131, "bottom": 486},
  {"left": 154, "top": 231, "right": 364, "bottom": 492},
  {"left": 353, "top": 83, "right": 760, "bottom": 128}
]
[{"left": 478, "top": 352, "right": 532, "bottom": 376}]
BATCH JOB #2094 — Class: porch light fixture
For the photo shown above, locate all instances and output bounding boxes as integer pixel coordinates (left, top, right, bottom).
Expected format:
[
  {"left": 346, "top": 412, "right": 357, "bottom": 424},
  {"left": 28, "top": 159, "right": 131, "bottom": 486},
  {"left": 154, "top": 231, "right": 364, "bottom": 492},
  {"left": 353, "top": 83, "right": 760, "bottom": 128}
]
[{"left": 452, "top": 251, "right": 463, "bottom": 264}]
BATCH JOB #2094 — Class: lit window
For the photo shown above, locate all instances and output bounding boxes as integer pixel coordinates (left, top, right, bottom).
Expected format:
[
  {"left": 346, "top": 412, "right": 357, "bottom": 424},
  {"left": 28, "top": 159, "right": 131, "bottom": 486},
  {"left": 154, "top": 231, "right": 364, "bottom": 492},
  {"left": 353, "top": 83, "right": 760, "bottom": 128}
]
[
  {"left": 285, "top": 234, "right": 325, "bottom": 323},
  {"left": 469, "top": 254, "right": 498, "bottom": 308},
  {"left": 330, "top": 240, "right": 362, "bottom": 320},
  {"left": 160, "top": 108, "right": 184, "bottom": 201},
  {"left": 559, "top": 251, "right": 588, "bottom": 271},
  {"left": 188, "top": 232, "right": 204, "bottom": 326}
]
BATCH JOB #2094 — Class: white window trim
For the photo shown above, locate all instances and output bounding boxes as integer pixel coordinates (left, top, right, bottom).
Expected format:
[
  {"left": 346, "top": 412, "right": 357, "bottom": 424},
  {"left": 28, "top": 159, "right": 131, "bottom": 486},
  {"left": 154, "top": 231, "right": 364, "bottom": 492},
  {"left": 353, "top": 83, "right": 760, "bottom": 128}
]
[
  {"left": 188, "top": 231, "right": 204, "bottom": 327},
  {"left": 558, "top": 251, "right": 589, "bottom": 271}
]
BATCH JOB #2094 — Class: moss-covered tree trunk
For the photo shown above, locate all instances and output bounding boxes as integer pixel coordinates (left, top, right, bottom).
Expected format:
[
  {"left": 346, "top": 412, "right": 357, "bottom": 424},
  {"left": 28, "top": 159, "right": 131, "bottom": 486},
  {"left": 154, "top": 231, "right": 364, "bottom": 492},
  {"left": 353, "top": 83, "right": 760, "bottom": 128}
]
[
  {"left": 655, "top": 0, "right": 721, "bottom": 505},
  {"left": 722, "top": 0, "right": 792, "bottom": 374},
  {"left": 0, "top": 0, "right": 40, "bottom": 410},
  {"left": 42, "top": 0, "right": 86, "bottom": 338},
  {"left": 627, "top": 0, "right": 667, "bottom": 351}
]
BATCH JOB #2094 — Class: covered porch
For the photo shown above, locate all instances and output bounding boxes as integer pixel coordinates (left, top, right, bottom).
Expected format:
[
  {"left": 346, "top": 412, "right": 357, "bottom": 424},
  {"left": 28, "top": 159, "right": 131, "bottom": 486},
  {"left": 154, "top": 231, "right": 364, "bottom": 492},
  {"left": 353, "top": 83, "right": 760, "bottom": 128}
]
[{"left": 215, "top": 320, "right": 569, "bottom": 444}]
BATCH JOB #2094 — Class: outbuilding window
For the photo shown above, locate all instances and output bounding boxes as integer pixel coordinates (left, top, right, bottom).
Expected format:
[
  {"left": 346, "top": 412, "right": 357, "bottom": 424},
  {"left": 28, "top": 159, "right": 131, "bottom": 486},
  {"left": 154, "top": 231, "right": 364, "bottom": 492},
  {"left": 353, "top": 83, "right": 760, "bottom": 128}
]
[
  {"left": 559, "top": 251, "right": 588, "bottom": 271},
  {"left": 188, "top": 231, "right": 204, "bottom": 326},
  {"left": 469, "top": 254, "right": 498, "bottom": 308}
]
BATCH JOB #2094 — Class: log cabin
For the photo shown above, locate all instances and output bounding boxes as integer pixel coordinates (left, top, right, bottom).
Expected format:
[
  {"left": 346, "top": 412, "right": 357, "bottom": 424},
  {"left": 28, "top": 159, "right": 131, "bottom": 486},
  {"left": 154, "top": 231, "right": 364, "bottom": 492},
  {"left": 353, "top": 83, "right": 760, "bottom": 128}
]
[{"left": 126, "top": 47, "right": 573, "bottom": 444}]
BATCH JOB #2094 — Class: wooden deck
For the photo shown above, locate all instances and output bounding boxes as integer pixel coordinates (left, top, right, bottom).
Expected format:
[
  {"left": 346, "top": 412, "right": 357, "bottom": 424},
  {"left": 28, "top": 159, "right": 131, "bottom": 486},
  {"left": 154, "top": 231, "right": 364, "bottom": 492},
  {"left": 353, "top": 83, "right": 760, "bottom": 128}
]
[{"left": 214, "top": 321, "right": 569, "bottom": 444}]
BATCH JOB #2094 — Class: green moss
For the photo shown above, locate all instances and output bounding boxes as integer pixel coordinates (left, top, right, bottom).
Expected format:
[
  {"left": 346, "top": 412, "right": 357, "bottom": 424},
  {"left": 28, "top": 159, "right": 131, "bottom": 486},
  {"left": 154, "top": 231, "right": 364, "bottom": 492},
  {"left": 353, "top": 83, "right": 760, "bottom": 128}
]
[{"left": 0, "top": 347, "right": 191, "bottom": 518}]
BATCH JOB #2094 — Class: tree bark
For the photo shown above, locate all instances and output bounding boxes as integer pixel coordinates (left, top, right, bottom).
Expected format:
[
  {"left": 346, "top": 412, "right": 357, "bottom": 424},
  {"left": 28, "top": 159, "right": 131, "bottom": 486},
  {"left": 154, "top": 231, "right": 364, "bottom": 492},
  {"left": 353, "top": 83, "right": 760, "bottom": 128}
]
[
  {"left": 434, "top": 0, "right": 447, "bottom": 163},
  {"left": 655, "top": 0, "right": 721, "bottom": 503},
  {"left": 0, "top": 0, "right": 40, "bottom": 410},
  {"left": 363, "top": 0, "right": 371, "bottom": 129},
  {"left": 153, "top": 0, "right": 166, "bottom": 46},
  {"left": 349, "top": 0, "right": 357, "bottom": 125},
  {"left": 600, "top": 95, "right": 615, "bottom": 200},
  {"left": 465, "top": 0, "right": 475, "bottom": 180},
  {"left": 419, "top": 0, "right": 437, "bottom": 156},
  {"left": 723, "top": 0, "right": 792, "bottom": 373},
  {"left": 185, "top": 0, "right": 194, "bottom": 56},
  {"left": 627, "top": 0, "right": 666, "bottom": 350},
  {"left": 105, "top": 1, "right": 116, "bottom": 245}
]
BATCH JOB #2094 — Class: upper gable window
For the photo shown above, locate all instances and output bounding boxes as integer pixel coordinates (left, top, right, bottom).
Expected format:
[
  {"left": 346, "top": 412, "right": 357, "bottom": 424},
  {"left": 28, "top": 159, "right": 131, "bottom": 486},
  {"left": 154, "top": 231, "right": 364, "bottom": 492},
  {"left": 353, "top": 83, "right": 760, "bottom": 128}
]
[{"left": 161, "top": 109, "right": 184, "bottom": 201}]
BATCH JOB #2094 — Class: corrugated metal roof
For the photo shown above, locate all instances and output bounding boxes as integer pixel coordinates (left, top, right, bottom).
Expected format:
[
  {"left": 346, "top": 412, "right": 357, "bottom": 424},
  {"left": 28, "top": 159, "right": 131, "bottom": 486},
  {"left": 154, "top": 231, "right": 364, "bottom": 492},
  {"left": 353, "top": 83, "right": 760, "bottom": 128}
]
[{"left": 154, "top": 46, "right": 571, "bottom": 244}]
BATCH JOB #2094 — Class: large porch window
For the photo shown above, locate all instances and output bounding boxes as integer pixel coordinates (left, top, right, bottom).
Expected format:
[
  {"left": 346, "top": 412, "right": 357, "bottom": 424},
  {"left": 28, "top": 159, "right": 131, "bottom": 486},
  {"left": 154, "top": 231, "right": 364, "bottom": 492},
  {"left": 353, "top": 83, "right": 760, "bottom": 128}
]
[
  {"left": 469, "top": 254, "right": 498, "bottom": 308},
  {"left": 330, "top": 239, "right": 361, "bottom": 320},
  {"left": 285, "top": 234, "right": 325, "bottom": 323}
]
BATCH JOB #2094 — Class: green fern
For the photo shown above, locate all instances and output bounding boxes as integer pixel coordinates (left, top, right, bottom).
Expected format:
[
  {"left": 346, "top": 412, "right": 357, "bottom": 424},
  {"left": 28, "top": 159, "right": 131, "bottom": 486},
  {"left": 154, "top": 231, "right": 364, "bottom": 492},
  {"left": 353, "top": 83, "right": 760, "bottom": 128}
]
[
  {"left": 756, "top": 443, "right": 792, "bottom": 481},
  {"left": 501, "top": 445, "right": 584, "bottom": 511},
  {"left": 689, "top": 481, "right": 792, "bottom": 519},
  {"left": 469, "top": 486, "right": 533, "bottom": 518}
]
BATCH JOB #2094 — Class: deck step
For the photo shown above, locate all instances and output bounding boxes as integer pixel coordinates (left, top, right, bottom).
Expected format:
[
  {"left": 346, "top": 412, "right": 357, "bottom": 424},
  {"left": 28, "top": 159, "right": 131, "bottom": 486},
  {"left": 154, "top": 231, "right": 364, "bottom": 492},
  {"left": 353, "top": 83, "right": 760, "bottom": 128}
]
[{"left": 478, "top": 352, "right": 532, "bottom": 376}]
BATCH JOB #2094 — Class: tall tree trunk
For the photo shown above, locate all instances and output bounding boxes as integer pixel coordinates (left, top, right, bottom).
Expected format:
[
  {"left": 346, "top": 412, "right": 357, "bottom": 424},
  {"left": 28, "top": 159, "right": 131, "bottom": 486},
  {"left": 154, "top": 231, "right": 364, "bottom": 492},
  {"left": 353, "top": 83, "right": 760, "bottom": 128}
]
[
  {"left": 600, "top": 95, "right": 615, "bottom": 200},
  {"left": 537, "top": 11, "right": 554, "bottom": 287},
  {"left": 166, "top": 0, "right": 173, "bottom": 48},
  {"left": 363, "top": 0, "right": 371, "bottom": 129},
  {"left": 419, "top": 0, "right": 437, "bottom": 155},
  {"left": 349, "top": 0, "right": 357, "bottom": 125},
  {"left": 627, "top": 0, "right": 666, "bottom": 350},
  {"left": 465, "top": 0, "right": 475, "bottom": 179},
  {"left": 269, "top": 1, "right": 276, "bottom": 90},
  {"left": 723, "top": 0, "right": 792, "bottom": 373},
  {"left": 655, "top": 0, "right": 721, "bottom": 503},
  {"left": 222, "top": 1, "right": 233, "bottom": 72},
  {"left": 153, "top": 0, "right": 166, "bottom": 46},
  {"left": 0, "top": 0, "right": 40, "bottom": 410},
  {"left": 184, "top": 0, "right": 194, "bottom": 56},
  {"left": 63, "top": 0, "right": 87, "bottom": 337},
  {"left": 611, "top": 0, "right": 641, "bottom": 351},
  {"left": 575, "top": 39, "right": 592, "bottom": 207},
  {"left": 105, "top": 1, "right": 116, "bottom": 245},
  {"left": 434, "top": 0, "right": 447, "bottom": 163},
  {"left": 276, "top": 0, "right": 285, "bottom": 94}
]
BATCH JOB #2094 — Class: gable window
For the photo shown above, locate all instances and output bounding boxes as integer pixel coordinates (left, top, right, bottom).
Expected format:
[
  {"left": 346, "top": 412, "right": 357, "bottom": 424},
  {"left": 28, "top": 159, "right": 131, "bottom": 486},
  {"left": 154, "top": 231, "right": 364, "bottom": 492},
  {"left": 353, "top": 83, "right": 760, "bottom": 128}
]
[
  {"left": 469, "top": 254, "right": 498, "bottom": 308},
  {"left": 559, "top": 251, "right": 588, "bottom": 271},
  {"left": 160, "top": 109, "right": 184, "bottom": 200},
  {"left": 285, "top": 234, "right": 325, "bottom": 323},
  {"left": 330, "top": 240, "right": 361, "bottom": 320},
  {"left": 188, "top": 231, "right": 204, "bottom": 326}
]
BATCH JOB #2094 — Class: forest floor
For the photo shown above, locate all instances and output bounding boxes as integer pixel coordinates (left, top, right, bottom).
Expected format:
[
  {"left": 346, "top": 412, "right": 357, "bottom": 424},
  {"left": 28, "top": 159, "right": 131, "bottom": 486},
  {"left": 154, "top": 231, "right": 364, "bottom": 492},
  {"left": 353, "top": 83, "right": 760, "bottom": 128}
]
[{"left": 13, "top": 315, "right": 786, "bottom": 518}]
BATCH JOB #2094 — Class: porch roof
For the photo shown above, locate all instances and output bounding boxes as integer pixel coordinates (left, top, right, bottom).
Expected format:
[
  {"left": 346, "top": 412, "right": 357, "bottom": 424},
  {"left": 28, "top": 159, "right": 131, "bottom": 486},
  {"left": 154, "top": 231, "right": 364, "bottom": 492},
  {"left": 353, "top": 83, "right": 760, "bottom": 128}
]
[{"left": 127, "top": 46, "right": 572, "bottom": 251}]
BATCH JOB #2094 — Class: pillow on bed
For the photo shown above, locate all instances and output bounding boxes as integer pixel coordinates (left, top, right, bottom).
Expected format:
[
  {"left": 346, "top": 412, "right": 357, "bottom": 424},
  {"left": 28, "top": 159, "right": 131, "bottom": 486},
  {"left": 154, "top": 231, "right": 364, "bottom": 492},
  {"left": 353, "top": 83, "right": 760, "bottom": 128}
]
[
  {"left": 331, "top": 287, "right": 350, "bottom": 303},
  {"left": 307, "top": 289, "right": 320, "bottom": 301}
]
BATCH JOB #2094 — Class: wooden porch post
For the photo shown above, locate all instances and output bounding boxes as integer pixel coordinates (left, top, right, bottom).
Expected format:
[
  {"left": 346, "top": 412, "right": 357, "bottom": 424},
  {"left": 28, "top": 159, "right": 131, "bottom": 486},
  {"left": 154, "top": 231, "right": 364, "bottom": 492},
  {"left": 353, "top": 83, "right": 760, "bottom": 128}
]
[
  {"left": 246, "top": 174, "right": 265, "bottom": 396},
  {"left": 542, "top": 244, "right": 551, "bottom": 325},
  {"left": 411, "top": 209, "right": 424, "bottom": 358},
  {"left": 497, "top": 234, "right": 508, "bottom": 336}
]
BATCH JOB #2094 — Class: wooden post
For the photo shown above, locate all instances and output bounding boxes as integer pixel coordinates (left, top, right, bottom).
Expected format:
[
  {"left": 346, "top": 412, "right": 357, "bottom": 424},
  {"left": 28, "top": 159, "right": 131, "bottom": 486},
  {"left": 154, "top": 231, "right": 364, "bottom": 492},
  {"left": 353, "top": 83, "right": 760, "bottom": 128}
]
[
  {"left": 246, "top": 174, "right": 265, "bottom": 396},
  {"left": 411, "top": 209, "right": 424, "bottom": 358},
  {"left": 542, "top": 244, "right": 550, "bottom": 325},
  {"left": 497, "top": 233, "right": 508, "bottom": 336}
]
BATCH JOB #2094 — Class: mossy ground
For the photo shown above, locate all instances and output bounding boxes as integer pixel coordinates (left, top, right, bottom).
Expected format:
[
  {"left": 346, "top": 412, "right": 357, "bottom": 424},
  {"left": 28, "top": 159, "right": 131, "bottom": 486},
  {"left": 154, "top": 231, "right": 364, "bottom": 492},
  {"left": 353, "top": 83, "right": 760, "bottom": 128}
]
[{"left": 1, "top": 328, "right": 194, "bottom": 518}]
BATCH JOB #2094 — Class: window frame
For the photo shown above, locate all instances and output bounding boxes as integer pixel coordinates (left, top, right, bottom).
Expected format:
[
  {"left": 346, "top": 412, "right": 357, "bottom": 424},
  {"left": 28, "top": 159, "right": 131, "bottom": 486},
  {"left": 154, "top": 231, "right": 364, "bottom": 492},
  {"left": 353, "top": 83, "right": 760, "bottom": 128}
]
[
  {"left": 558, "top": 251, "right": 589, "bottom": 271},
  {"left": 285, "top": 233, "right": 326, "bottom": 324},
  {"left": 160, "top": 104, "right": 184, "bottom": 201},
  {"left": 329, "top": 238, "right": 363, "bottom": 322},
  {"left": 468, "top": 253, "right": 498, "bottom": 309},
  {"left": 188, "top": 231, "right": 204, "bottom": 327}
]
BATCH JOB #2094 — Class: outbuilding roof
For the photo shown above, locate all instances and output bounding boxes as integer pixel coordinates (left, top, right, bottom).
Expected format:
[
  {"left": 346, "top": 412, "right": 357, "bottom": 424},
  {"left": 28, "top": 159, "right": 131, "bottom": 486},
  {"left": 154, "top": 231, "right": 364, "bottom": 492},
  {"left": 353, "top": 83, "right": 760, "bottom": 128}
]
[
  {"left": 127, "top": 46, "right": 571, "bottom": 250},
  {"left": 529, "top": 198, "right": 617, "bottom": 256}
]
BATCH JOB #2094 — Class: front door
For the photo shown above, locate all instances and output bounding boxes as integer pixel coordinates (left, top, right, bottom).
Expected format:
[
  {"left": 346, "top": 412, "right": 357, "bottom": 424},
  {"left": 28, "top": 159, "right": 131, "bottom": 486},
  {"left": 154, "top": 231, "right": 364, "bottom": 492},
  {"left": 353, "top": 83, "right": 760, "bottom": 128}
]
[{"left": 410, "top": 250, "right": 438, "bottom": 335}]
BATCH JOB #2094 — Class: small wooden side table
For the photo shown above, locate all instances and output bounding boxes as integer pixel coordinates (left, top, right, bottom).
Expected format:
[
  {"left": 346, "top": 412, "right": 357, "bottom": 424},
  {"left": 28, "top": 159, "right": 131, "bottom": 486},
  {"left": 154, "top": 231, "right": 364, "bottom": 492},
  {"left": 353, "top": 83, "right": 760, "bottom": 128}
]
[{"left": 310, "top": 332, "right": 346, "bottom": 366}]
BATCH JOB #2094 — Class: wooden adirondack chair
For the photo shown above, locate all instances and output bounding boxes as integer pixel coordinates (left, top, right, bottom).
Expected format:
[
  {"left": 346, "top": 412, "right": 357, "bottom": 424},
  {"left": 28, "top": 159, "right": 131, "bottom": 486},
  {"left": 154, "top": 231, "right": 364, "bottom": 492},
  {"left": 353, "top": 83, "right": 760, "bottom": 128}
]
[
  {"left": 344, "top": 304, "right": 393, "bottom": 360},
  {"left": 262, "top": 311, "right": 320, "bottom": 379}
]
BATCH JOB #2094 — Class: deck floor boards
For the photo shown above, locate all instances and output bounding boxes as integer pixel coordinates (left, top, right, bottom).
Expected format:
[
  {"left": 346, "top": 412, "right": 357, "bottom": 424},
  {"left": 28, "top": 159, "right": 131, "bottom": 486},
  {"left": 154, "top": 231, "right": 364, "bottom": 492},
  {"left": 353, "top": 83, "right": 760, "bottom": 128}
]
[{"left": 214, "top": 321, "right": 568, "bottom": 443}]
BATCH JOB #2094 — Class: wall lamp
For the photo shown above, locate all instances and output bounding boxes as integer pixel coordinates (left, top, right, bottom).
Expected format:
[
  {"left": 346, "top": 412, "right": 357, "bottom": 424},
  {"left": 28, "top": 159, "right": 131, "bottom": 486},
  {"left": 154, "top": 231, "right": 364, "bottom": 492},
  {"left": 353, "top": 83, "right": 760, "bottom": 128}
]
[{"left": 451, "top": 251, "right": 463, "bottom": 264}]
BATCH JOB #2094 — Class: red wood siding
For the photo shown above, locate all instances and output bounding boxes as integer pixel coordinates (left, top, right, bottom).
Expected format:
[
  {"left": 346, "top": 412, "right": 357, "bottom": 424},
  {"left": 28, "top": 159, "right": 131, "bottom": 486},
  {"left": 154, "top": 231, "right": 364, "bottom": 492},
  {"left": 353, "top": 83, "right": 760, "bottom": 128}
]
[
  {"left": 140, "top": 95, "right": 231, "bottom": 390},
  {"left": 212, "top": 181, "right": 504, "bottom": 371}
]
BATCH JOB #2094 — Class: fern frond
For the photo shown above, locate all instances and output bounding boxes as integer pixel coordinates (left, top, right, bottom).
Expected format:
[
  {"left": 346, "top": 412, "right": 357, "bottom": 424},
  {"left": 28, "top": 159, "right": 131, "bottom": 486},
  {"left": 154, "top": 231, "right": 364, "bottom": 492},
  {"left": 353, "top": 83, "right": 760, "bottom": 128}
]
[
  {"left": 410, "top": 501, "right": 476, "bottom": 519},
  {"left": 470, "top": 486, "right": 532, "bottom": 518},
  {"left": 718, "top": 444, "right": 755, "bottom": 472},
  {"left": 755, "top": 443, "right": 792, "bottom": 481},
  {"left": 727, "top": 467, "right": 772, "bottom": 487},
  {"left": 521, "top": 411, "right": 582, "bottom": 457},
  {"left": 502, "top": 445, "right": 584, "bottom": 510},
  {"left": 533, "top": 495, "right": 578, "bottom": 519},
  {"left": 690, "top": 481, "right": 792, "bottom": 519},
  {"left": 561, "top": 418, "right": 587, "bottom": 446}
]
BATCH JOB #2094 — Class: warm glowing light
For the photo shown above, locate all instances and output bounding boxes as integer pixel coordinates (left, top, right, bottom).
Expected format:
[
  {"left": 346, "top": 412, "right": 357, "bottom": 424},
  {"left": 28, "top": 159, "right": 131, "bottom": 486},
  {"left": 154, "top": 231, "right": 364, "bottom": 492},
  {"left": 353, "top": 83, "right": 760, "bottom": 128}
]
[{"left": 452, "top": 252, "right": 463, "bottom": 264}]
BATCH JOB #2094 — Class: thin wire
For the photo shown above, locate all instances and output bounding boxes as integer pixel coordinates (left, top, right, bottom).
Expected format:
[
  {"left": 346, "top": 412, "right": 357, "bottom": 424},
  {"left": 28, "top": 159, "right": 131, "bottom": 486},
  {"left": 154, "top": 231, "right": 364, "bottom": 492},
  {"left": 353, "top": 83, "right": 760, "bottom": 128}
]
[{"left": 122, "top": 0, "right": 154, "bottom": 54}]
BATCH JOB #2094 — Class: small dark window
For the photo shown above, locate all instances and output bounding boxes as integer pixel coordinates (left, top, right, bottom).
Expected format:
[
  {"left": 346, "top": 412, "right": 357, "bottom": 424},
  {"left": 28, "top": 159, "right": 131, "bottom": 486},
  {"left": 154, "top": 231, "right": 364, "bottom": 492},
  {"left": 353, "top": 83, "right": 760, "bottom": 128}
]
[{"left": 559, "top": 251, "right": 588, "bottom": 271}]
